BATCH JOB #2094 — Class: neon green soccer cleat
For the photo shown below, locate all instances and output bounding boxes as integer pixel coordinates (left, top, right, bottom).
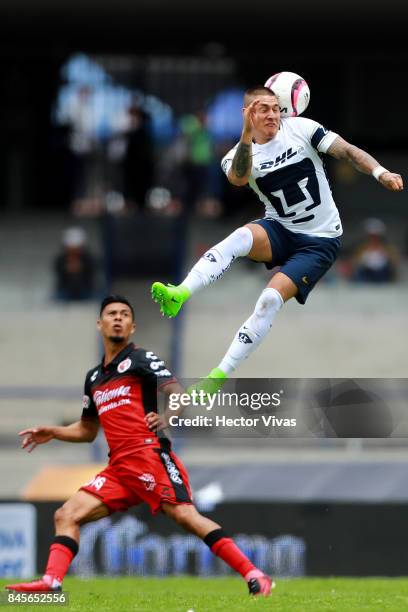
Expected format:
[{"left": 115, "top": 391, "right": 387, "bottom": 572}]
[
  {"left": 187, "top": 367, "right": 228, "bottom": 397},
  {"left": 151, "top": 282, "right": 191, "bottom": 318}
]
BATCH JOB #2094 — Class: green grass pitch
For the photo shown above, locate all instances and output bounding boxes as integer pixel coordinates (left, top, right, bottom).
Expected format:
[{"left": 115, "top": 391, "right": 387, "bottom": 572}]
[{"left": 2, "top": 577, "right": 408, "bottom": 611}]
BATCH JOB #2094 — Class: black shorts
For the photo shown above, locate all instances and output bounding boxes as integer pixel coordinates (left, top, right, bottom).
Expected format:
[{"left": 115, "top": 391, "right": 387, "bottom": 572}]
[{"left": 252, "top": 218, "right": 341, "bottom": 304}]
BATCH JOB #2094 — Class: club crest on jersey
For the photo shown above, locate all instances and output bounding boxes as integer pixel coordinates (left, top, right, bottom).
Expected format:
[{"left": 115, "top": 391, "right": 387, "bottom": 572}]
[
  {"left": 138, "top": 473, "right": 156, "bottom": 492},
  {"left": 118, "top": 358, "right": 131, "bottom": 373}
]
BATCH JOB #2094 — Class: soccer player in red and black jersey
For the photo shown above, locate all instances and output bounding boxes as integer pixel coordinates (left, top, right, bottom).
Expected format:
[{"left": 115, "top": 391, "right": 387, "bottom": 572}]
[{"left": 6, "top": 295, "right": 273, "bottom": 597}]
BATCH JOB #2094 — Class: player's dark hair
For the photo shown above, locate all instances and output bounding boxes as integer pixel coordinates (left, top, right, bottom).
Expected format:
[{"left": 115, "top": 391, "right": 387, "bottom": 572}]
[
  {"left": 243, "top": 86, "right": 277, "bottom": 108},
  {"left": 244, "top": 85, "right": 276, "bottom": 98},
  {"left": 99, "top": 295, "right": 135, "bottom": 320}
]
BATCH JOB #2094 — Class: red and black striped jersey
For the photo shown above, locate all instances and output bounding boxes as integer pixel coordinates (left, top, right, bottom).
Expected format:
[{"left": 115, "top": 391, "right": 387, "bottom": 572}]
[{"left": 81, "top": 343, "right": 176, "bottom": 460}]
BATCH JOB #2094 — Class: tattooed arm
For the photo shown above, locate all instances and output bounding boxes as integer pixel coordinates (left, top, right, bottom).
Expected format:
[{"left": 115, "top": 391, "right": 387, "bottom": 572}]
[
  {"left": 228, "top": 142, "right": 252, "bottom": 186},
  {"left": 227, "top": 99, "right": 260, "bottom": 186},
  {"left": 327, "top": 136, "right": 403, "bottom": 192}
]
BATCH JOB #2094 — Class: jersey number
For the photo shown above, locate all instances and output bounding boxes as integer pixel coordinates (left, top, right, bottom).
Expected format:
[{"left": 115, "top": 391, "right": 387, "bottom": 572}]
[{"left": 256, "top": 158, "right": 321, "bottom": 224}]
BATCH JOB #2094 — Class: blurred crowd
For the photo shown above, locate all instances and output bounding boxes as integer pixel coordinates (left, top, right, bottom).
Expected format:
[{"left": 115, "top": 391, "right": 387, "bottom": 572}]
[
  {"left": 338, "top": 218, "right": 400, "bottom": 284},
  {"left": 53, "top": 227, "right": 102, "bottom": 302},
  {"left": 54, "top": 75, "right": 245, "bottom": 220}
]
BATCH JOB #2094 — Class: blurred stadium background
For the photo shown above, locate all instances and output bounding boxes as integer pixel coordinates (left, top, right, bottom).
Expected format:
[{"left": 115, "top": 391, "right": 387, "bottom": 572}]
[{"left": 1, "top": 0, "right": 408, "bottom": 582}]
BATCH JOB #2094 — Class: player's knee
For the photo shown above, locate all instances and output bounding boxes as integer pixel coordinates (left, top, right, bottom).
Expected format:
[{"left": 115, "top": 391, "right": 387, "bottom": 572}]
[
  {"left": 54, "top": 506, "right": 67, "bottom": 526},
  {"left": 54, "top": 504, "right": 80, "bottom": 527},
  {"left": 234, "top": 226, "right": 253, "bottom": 250},
  {"left": 223, "top": 226, "right": 253, "bottom": 257},
  {"left": 254, "top": 287, "right": 283, "bottom": 317}
]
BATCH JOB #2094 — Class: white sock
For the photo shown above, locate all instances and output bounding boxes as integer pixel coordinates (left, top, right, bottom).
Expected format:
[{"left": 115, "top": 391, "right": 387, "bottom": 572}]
[
  {"left": 182, "top": 227, "right": 253, "bottom": 295},
  {"left": 218, "top": 288, "right": 284, "bottom": 375}
]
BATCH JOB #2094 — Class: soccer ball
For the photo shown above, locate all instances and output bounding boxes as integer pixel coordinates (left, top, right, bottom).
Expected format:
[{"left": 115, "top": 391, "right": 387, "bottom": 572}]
[{"left": 264, "top": 71, "right": 310, "bottom": 118}]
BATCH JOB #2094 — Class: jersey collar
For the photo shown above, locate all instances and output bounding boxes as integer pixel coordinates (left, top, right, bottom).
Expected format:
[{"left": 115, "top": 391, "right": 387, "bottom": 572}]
[{"left": 101, "top": 343, "right": 134, "bottom": 370}]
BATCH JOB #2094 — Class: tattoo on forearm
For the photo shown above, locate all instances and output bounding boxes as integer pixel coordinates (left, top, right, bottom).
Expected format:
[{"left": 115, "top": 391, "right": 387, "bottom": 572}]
[
  {"left": 348, "top": 147, "right": 378, "bottom": 174},
  {"left": 329, "top": 138, "right": 378, "bottom": 175},
  {"left": 232, "top": 143, "right": 251, "bottom": 178}
]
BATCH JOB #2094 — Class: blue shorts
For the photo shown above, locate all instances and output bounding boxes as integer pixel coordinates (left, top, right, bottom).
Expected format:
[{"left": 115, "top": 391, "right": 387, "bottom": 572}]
[{"left": 252, "top": 218, "right": 341, "bottom": 304}]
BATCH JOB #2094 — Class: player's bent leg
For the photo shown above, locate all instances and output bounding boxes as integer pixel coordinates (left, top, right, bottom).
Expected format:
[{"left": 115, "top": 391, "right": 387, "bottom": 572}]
[
  {"left": 162, "top": 501, "right": 220, "bottom": 538},
  {"left": 6, "top": 491, "right": 110, "bottom": 592},
  {"left": 151, "top": 226, "right": 254, "bottom": 318},
  {"left": 216, "top": 284, "right": 284, "bottom": 377},
  {"left": 54, "top": 490, "right": 111, "bottom": 539},
  {"left": 266, "top": 271, "right": 298, "bottom": 302},
  {"left": 47, "top": 492, "right": 109, "bottom": 585},
  {"left": 191, "top": 274, "right": 296, "bottom": 388},
  {"left": 162, "top": 502, "right": 274, "bottom": 596},
  {"left": 245, "top": 222, "right": 273, "bottom": 262},
  {"left": 200, "top": 272, "right": 297, "bottom": 382}
]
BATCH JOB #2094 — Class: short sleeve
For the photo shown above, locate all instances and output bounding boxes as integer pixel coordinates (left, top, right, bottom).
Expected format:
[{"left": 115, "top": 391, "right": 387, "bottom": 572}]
[
  {"left": 221, "top": 145, "right": 238, "bottom": 177},
  {"left": 136, "top": 350, "right": 177, "bottom": 389},
  {"left": 81, "top": 376, "right": 98, "bottom": 420},
  {"left": 311, "top": 125, "right": 338, "bottom": 153},
  {"left": 297, "top": 117, "right": 338, "bottom": 153}
]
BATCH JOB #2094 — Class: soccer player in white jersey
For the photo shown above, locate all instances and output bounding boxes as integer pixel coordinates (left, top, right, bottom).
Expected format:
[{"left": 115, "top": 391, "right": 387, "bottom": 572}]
[{"left": 152, "top": 86, "right": 403, "bottom": 385}]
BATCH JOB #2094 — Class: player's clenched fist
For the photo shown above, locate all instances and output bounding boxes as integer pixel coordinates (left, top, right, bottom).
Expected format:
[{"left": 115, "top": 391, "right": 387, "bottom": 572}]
[
  {"left": 379, "top": 172, "right": 403, "bottom": 192},
  {"left": 19, "top": 427, "right": 55, "bottom": 452}
]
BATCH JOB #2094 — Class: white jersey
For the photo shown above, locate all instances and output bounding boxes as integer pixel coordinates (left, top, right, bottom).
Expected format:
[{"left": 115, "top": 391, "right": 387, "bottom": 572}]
[{"left": 221, "top": 117, "right": 343, "bottom": 238}]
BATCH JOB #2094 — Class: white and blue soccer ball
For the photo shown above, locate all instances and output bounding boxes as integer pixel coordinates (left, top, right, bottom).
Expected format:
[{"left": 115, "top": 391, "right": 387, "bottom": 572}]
[{"left": 264, "top": 71, "right": 310, "bottom": 118}]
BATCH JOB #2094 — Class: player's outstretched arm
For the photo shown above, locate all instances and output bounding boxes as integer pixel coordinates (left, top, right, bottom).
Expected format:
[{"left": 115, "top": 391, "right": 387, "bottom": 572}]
[
  {"left": 228, "top": 99, "right": 260, "bottom": 186},
  {"left": 327, "top": 136, "right": 403, "bottom": 192},
  {"left": 19, "top": 419, "right": 99, "bottom": 452}
]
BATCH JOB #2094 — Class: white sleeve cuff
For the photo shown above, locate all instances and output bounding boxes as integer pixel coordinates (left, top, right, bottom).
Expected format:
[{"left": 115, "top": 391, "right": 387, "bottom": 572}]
[
  {"left": 221, "top": 157, "right": 233, "bottom": 176},
  {"left": 317, "top": 131, "right": 339, "bottom": 154}
]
